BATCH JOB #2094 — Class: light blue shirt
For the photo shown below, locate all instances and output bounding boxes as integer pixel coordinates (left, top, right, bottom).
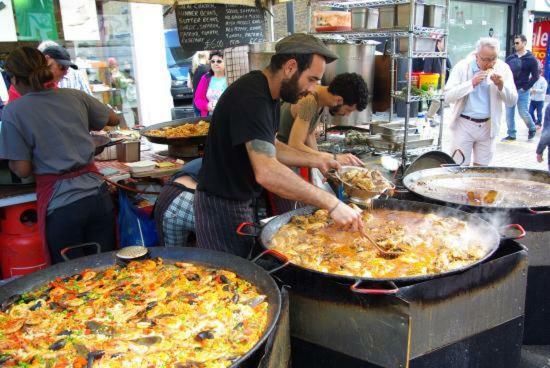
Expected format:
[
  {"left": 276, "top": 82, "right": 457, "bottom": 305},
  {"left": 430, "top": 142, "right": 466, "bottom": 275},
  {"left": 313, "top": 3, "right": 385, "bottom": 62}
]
[{"left": 462, "top": 60, "right": 491, "bottom": 119}]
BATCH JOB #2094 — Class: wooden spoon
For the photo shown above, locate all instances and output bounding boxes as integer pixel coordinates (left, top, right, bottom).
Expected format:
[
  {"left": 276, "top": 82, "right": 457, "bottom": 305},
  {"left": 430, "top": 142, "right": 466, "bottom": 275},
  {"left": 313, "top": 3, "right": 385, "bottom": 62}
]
[{"left": 349, "top": 203, "right": 403, "bottom": 259}]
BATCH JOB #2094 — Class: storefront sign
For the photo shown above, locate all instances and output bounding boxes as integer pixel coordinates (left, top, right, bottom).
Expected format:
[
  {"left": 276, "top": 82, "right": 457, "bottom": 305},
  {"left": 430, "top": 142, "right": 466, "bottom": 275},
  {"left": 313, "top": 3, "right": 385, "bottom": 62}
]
[
  {"left": 59, "top": 0, "right": 100, "bottom": 41},
  {"left": 535, "top": 20, "right": 550, "bottom": 94},
  {"left": 533, "top": 21, "right": 550, "bottom": 66},
  {"left": 13, "top": 0, "right": 58, "bottom": 41},
  {"left": 0, "top": 0, "right": 18, "bottom": 42},
  {"left": 176, "top": 3, "right": 264, "bottom": 52}
]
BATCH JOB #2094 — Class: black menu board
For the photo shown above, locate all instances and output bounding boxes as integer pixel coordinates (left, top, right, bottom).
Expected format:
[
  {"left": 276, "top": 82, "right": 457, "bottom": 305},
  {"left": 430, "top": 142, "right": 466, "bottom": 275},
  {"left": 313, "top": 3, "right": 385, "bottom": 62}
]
[{"left": 176, "top": 4, "right": 265, "bottom": 52}]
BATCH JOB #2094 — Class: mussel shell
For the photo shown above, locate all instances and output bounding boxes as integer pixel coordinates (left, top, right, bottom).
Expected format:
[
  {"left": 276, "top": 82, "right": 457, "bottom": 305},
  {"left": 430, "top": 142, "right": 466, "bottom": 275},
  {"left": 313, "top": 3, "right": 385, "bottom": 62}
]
[
  {"left": 49, "top": 339, "right": 67, "bottom": 351},
  {"left": 131, "top": 336, "right": 162, "bottom": 346},
  {"left": 1, "top": 294, "right": 21, "bottom": 312}
]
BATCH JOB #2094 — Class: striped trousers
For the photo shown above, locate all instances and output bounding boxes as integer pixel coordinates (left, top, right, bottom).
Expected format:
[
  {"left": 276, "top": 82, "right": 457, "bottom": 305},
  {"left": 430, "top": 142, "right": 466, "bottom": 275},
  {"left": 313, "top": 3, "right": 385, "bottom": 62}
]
[{"left": 193, "top": 190, "right": 255, "bottom": 258}]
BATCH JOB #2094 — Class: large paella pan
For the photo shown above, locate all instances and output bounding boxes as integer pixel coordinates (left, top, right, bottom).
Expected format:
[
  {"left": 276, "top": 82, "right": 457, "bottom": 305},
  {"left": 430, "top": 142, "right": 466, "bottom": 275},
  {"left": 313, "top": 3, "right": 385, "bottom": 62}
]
[
  {"left": 0, "top": 247, "right": 281, "bottom": 367},
  {"left": 242, "top": 200, "right": 521, "bottom": 294},
  {"left": 403, "top": 166, "right": 550, "bottom": 211}
]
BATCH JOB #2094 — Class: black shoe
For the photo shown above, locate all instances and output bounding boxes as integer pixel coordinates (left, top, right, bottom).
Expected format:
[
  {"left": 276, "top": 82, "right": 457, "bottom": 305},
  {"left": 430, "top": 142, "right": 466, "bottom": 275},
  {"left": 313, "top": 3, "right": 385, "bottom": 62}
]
[
  {"left": 501, "top": 136, "right": 516, "bottom": 141},
  {"left": 528, "top": 130, "right": 536, "bottom": 140}
]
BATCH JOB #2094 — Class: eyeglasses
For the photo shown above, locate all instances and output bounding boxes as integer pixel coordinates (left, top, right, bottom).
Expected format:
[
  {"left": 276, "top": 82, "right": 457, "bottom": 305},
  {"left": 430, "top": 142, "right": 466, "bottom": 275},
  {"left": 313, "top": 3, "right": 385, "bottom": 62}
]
[
  {"left": 210, "top": 59, "right": 223, "bottom": 64},
  {"left": 477, "top": 55, "right": 497, "bottom": 62}
]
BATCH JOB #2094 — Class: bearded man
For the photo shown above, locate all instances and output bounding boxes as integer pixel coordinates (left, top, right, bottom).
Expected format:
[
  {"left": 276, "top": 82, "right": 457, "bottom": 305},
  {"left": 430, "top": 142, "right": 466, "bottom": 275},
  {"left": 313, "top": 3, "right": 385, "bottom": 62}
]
[
  {"left": 277, "top": 72, "right": 367, "bottom": 166},
  {"left": 194, "top": 34, "right": 365, "bottom": 257}
]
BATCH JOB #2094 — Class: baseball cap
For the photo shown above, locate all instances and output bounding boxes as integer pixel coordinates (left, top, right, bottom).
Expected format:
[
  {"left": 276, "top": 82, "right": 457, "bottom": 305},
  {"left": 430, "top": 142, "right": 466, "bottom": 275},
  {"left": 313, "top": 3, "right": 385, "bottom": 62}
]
[
  {"left": 275, "top": 33, "right": 338, "bottom": 64},
  {"left": 42, "top": 46, "right": 78, "bottom": 69}
]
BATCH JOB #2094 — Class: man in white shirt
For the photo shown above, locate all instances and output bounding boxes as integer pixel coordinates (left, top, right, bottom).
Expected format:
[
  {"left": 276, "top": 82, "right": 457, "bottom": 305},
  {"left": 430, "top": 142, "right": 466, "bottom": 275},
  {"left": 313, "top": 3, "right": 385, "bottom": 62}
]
[
  {"left": 444, "top": 37, "right": 518, "bottom": 166},
  {"left": 0, "top": 72, "right": 7, "bottom": 103},
  {"left": 529, "top": 63, "right": 547, "bottom": 129},
  {"left": 38, "top": 41, "right": 92, "bottom": 95}
]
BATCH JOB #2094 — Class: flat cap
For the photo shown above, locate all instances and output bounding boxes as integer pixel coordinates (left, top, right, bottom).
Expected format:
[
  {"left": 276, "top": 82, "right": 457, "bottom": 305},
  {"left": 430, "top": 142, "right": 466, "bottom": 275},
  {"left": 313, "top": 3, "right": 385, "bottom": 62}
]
[{"left": 275, "top": 33, "right": 338, "bottom": 64}]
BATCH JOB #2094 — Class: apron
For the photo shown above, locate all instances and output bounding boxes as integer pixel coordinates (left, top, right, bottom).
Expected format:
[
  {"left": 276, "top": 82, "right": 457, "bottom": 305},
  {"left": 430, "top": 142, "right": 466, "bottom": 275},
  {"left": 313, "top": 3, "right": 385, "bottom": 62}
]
[{"left": 34, "top": 162, "right": 100, "bottom": 264}]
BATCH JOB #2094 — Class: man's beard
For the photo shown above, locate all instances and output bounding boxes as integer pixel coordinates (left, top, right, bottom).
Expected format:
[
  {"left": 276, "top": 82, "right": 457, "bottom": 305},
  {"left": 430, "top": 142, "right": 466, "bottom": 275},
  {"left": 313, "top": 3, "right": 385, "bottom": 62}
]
[
  {"left": 328, "top": 104, "right": 343, "bottom": 116},
  {"left": 280, "top": 72, "right": 304, "bottom": 103}
]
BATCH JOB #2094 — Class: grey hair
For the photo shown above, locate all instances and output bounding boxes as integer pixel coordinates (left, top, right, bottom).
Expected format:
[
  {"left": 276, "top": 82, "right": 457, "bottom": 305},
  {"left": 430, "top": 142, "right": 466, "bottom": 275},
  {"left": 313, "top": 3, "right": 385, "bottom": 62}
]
[
  {"left": 37, "top": 40, "right": 59, "bottom": 52},
  {"left": 476, "top": 37, "right": 500, "bottom": 54}
]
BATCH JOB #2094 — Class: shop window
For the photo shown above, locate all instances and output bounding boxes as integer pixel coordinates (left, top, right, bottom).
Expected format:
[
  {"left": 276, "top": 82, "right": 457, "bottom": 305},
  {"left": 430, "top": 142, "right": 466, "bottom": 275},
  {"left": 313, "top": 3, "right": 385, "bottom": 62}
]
[
  {"left": 447, "top": 1, "right": 509, "bottom": 64},
  {"left": 70, "top": 1, "right": 138, "bottom": 127}
]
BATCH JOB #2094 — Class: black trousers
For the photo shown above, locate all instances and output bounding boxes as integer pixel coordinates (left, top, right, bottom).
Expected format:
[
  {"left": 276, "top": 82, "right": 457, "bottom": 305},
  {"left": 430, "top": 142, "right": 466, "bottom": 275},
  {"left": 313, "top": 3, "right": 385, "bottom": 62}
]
[{"left": 46, "top": 185, "right": 116, "bottom": 263}]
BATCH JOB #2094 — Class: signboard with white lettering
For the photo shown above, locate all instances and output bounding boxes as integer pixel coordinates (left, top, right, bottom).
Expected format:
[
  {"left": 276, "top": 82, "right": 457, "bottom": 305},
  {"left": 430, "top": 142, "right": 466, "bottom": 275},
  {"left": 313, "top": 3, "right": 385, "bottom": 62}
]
[{"left": 176, "top": 3, "right": 265, "bottom": 52}]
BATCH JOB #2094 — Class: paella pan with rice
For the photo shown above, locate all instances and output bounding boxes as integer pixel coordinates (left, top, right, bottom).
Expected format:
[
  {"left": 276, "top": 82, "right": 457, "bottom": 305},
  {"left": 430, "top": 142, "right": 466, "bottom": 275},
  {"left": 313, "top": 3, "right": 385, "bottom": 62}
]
[
  {"left": 145, "top": 120, "right": 210, "bottom": 139},
  {"left": 0, "top": 250, "right": 275, "bottom": 367}
]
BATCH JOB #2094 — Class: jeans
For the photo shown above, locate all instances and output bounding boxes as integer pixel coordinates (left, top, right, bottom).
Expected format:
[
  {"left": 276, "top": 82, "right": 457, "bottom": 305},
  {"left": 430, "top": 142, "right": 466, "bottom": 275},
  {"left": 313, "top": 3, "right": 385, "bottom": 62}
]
[
  {"left": 506, "top": 89, "right": 536, "bottom": 138},
  {"left": 46, "top": 185, "right": 115, "bottom": 263},
  {"left": 529, "top": 100, "right": 544, "bottom": 126}
]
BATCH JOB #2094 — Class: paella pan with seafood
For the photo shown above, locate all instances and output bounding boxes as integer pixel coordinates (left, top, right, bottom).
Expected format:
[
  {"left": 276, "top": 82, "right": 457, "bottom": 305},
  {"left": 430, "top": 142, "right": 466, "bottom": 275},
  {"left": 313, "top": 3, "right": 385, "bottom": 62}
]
[{"left": 0, "top": 250, "right": 277, "bottom": 367}]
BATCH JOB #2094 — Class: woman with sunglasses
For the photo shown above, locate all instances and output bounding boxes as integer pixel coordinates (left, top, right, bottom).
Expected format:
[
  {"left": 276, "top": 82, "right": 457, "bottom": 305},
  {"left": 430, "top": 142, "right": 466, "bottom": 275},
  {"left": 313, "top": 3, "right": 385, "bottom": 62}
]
[
  {"left": 194, "top": 51, "right": 227, "bottom": 117},
  {"left": 0, "top": 47, "right": 119, "bottom": 264}
]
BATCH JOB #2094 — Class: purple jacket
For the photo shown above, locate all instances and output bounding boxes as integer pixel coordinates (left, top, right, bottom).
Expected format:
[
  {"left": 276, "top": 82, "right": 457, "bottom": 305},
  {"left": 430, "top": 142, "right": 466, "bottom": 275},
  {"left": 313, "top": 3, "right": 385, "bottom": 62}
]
[
  {"left": 194, "top": 74, "right": 212, "bottom": 117},
  {"left": 537, "top": 104, "right": 550, "bottom": 170}
]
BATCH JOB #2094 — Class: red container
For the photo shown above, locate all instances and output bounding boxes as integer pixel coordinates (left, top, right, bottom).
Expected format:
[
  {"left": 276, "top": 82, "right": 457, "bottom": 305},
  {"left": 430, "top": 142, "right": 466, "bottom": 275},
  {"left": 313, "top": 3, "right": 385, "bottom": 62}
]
[
  {"left": 0, "top": 202, "right": 39, "bottom": 235},
  {"left": 0, "top": 232, "right": 48, "bottom": 278},
  {"left": 0, "top": 202, "right": 50, "bottom": 279}
]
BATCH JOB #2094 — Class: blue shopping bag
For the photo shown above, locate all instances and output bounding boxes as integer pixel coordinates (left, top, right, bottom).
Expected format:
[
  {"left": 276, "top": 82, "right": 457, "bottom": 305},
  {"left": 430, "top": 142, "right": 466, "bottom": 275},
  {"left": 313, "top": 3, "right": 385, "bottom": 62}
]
[{"left": 118, "top": 190, "right": 158, "bottom": 247}]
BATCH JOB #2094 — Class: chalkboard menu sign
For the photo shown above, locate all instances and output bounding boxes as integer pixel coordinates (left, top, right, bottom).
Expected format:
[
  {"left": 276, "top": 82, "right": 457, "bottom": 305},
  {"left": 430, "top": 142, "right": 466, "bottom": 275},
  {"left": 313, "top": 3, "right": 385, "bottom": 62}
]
[{"left": 176, "top": 4, "right": 265, "bottom": 52}]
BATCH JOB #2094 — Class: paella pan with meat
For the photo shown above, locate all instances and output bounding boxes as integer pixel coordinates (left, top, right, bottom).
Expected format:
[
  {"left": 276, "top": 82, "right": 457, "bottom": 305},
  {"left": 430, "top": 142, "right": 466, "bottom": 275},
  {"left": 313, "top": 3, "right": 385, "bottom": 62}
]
[{"left": 266, "top": 200, "right": 500, "bottom": 282}]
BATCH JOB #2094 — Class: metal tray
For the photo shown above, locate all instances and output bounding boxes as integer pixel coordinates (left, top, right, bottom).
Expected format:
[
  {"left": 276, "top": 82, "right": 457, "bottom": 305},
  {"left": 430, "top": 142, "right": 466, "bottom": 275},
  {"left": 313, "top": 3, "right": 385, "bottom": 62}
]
[
  {"left": 366, "top": 135, "right": 433, "bottom": 152},
  {"left": 380, "top": 133, "right": 420, "bottom": 143},
  {"left": 371, "top": 122, "right": 418, "bottom": 138}
]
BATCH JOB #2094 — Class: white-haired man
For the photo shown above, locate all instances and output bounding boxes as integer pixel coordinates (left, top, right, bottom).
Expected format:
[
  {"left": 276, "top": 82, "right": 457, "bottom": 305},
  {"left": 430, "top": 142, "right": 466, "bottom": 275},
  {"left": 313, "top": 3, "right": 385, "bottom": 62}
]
[{"left": 444, "top": 37, "right": 517, "bottom": 166}]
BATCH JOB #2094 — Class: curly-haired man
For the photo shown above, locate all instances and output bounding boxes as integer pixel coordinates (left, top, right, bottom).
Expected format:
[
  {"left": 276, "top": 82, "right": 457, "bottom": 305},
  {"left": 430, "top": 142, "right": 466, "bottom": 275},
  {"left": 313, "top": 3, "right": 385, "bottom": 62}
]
[{"left": 277, "top": 72, "right": 368, "bottom": 166}]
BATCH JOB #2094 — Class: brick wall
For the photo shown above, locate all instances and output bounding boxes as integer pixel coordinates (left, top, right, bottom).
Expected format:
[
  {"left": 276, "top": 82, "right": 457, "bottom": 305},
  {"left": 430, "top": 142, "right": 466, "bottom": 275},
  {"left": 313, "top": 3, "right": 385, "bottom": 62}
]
[{"left": 272, "top": 0, "right": 309, "bottom": 40}]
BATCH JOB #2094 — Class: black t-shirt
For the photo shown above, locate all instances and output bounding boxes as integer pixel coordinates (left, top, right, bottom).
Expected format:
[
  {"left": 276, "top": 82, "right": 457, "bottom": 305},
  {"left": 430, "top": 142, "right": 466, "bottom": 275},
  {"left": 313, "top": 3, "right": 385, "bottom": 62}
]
[{"left": 197, "top": 71, "right": 280, "bottom": 200}]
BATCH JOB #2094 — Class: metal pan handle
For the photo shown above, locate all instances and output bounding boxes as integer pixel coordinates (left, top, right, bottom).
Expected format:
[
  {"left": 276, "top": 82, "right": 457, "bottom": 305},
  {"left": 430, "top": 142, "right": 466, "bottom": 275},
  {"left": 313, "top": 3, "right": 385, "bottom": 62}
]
[
  {"left": 60, "top": 242, "right": 101, "bottom": 262},
  {"left": 499, "top": 224, "right": 526, "bottom": 240},
  {"left": 251, "top": 249, "right": 290, "bottom": 275},
  {"left": 236, "top": 222, "right": 260, "bottom": 237},
  {"left": 451, "top": 148, "right": 466, "bottom": 165},
  {"left": 527, "top": 208, "right": 550, "bottom": 215},
  {"left": 350, "top": 280, "right": 399, "bottom": 295}
]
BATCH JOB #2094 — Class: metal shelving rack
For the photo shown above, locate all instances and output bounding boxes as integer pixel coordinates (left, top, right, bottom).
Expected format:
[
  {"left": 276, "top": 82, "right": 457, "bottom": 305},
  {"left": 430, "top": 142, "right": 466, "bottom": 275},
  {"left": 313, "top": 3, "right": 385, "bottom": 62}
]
[{"left": 308, "top": 0, "right": 451, "bottom": 172}]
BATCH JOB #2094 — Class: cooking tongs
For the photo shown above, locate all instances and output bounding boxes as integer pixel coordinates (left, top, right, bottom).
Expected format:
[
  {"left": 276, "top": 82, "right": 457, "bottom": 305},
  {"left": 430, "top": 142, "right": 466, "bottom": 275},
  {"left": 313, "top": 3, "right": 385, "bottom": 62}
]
[{"left": 349, "top": 203, "right": 403, "bottom": 259}]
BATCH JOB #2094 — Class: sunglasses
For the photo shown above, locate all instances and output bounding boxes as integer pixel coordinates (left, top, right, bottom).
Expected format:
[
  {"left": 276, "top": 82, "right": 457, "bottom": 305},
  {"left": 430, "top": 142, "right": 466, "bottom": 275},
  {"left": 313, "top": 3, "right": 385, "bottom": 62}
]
[{"left": 210, "top": 59, "right": 223, "bottom": 64}]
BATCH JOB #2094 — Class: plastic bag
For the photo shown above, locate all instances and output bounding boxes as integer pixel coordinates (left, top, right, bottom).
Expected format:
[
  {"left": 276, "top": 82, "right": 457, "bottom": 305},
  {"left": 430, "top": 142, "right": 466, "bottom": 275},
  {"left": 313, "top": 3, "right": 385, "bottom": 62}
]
[{"left": 118, "top": 190, "right": 158, "bottom": 247}]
